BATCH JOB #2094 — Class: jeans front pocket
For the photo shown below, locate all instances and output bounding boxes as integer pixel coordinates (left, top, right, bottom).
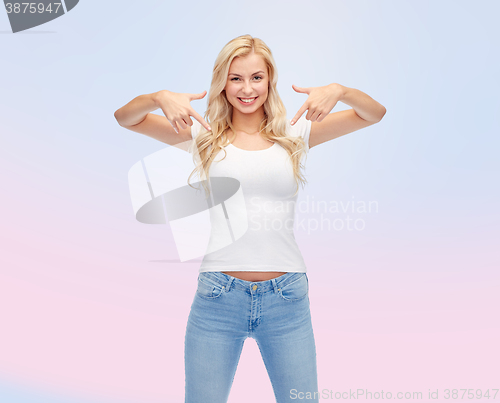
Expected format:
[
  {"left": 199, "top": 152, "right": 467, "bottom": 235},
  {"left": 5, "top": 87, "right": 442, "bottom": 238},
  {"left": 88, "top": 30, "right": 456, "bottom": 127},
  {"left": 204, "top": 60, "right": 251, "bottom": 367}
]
[
  {"left": 196, "top": 273, "right": 226, "bottom": 300},
  {"left": 278, "top": 273, "right": 309, "bottom": 302}
]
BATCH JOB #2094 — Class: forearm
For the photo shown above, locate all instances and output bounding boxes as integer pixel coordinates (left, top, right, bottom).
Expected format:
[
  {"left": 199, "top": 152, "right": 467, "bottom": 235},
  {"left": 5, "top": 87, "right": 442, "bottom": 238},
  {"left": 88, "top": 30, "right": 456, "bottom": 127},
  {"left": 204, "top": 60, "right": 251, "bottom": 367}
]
[
  {"left": 337, "top": 84, "right": 386, "bottom": 123},
  {"left": 114, "top": 92, "right": 160, "bottom": 127}
]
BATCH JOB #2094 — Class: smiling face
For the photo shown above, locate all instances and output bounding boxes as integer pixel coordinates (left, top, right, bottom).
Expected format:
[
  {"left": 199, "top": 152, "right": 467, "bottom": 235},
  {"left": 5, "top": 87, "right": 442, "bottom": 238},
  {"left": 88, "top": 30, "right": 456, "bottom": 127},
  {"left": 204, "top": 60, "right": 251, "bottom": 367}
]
[{"left": 224, "top": 51, "right": 269, "bottom": 118}]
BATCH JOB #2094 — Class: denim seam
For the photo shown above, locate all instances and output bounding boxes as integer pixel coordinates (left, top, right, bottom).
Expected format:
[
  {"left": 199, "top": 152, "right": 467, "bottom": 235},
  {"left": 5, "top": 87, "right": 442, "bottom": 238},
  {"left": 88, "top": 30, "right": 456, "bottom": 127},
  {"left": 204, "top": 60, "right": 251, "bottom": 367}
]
[
  {"left": 279, "top": 291, "right": 308, "bottom": 303},
  {"left": 271, "top": 278, "right": 279, "bottom": 293},
  {"left": 278, "top": 275, "right": 308, "bottom": 302},
  {"left": 224, "top": 276, "right": 234, "bottom": 293},
  {"left": 279, "top": 273, "right": 305, "bottom": 290},
  {"left": 227, "top": 338, "right": 246, "bottom": 399},
  {"left": 254, "top": 338, "right": 281, "bottom": 403}
]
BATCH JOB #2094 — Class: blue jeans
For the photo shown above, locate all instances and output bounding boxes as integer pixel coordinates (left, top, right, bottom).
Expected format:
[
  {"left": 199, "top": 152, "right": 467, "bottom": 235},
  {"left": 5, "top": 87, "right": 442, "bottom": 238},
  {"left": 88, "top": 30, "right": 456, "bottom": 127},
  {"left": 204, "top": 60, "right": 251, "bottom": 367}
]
[{"left": 184, "top": 271, "right": 319, "bottom": 403}]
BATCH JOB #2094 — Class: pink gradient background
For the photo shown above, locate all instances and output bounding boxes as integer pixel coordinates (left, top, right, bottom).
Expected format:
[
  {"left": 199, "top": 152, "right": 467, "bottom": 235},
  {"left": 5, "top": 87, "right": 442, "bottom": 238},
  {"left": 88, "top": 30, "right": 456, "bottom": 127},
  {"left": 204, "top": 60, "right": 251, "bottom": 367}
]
[{"left": 1, "top": 163, "right": 499, "bottom": 402}]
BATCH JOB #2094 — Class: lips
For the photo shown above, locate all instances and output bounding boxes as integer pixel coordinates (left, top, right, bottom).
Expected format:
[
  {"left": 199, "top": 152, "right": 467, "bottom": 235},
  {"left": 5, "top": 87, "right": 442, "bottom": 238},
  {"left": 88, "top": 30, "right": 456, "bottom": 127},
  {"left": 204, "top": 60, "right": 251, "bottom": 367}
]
[{"left": 237, "top": 96, "right": 258, "bottom": 105}]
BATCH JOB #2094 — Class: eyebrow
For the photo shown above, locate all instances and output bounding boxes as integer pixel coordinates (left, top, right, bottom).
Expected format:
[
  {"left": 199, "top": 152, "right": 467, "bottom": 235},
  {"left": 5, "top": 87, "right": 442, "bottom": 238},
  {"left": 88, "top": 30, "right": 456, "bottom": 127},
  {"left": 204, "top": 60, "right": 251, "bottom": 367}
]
[{"left": 228, "top": 70, "right": 265, "bottom": 77}]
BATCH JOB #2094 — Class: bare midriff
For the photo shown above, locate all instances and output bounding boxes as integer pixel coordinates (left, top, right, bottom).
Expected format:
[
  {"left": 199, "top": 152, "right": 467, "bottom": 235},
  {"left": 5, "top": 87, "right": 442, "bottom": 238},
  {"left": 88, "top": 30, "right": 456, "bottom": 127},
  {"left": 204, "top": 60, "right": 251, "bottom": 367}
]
[{"left": 222, "top": 271, "right": 287, "bottom": 282}]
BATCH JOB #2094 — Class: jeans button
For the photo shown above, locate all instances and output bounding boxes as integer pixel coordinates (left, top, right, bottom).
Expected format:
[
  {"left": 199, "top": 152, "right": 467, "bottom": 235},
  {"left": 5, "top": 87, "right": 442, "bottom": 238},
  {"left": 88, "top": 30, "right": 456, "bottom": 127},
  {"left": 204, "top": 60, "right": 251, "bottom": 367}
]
[{"left": 252, "top": 285, "right": 257, "bottom": 291}]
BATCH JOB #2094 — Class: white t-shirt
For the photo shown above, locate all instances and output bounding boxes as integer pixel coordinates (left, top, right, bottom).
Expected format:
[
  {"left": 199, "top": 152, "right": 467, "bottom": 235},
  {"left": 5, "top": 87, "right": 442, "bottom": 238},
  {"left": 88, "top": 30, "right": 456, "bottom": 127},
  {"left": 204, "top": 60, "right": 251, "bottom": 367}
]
[{"left": 190, "top": 116, "right": 311, "bottom": 273}]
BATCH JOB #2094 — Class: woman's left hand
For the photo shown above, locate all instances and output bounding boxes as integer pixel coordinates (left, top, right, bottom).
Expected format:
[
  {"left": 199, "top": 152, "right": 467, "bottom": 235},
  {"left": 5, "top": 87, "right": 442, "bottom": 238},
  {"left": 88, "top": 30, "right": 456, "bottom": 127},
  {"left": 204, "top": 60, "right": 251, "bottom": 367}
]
[{"left": 290, "top": 83, "right": 344, "bottom": 125}]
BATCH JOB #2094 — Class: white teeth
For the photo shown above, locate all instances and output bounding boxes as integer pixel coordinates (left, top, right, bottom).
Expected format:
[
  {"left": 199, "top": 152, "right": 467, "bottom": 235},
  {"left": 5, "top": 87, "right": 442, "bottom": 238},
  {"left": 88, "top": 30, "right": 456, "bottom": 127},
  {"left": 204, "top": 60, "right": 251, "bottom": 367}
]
[{"left": 239, "top": 97, "right": 257, "bottom": 103}]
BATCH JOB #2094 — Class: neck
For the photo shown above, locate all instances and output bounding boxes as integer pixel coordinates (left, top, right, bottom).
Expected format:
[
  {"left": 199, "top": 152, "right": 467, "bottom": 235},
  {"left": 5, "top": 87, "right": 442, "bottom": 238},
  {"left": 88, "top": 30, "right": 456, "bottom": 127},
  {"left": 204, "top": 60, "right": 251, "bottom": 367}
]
[{"left": 231, "top": 106, "right": 265, "bottom": 134}]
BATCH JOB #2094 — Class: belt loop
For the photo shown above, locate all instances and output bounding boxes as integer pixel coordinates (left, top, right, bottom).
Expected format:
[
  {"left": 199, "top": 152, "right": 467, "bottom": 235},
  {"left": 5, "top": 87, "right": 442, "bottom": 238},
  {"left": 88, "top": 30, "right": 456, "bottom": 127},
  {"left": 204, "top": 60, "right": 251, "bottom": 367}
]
[
  {"left": 225, "top": 276, "right": 234, "bottom": 292},
  {"left": 271, "top": 278, "right": 278, "bottom": 293}
]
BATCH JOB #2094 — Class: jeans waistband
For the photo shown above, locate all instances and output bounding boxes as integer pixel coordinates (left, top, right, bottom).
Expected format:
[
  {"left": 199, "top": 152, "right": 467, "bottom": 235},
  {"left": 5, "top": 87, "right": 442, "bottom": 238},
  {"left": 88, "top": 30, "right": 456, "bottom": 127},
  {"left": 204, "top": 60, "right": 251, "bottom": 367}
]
[{"left": 198, "top": 271, "right": 306, "bottom": 294}]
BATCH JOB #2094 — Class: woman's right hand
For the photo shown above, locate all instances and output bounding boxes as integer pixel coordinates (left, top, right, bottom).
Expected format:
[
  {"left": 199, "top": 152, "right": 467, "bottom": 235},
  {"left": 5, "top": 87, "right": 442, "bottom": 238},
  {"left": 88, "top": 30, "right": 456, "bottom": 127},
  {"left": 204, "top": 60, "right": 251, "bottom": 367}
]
[{"left": 154, "top": 90, "right": 211, "bottom": 133}]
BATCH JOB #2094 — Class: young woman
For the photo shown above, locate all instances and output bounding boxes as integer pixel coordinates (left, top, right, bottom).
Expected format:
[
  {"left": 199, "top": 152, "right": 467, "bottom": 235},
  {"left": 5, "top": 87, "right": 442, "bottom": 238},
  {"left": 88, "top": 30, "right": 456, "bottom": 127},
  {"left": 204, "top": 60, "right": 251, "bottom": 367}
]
[{"left": 114, "top": 34, "right": 386, "bottom": 403}]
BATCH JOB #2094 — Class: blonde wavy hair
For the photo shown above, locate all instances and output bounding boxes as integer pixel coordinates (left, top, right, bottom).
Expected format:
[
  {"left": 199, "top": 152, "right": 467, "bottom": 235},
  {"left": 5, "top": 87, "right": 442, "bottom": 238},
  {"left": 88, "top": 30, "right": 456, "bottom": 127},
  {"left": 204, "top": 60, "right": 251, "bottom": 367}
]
[{"left": 188, "top": 34, "right": 308, "bottom": 198}]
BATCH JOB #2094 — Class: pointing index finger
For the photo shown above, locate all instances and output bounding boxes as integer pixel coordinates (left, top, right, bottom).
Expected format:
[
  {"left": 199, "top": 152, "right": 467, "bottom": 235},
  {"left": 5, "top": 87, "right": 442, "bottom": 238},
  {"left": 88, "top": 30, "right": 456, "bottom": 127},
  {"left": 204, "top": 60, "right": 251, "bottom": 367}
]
[
  {"left": 290, "top": 103, "right": 308, "bottom": 125},
  {"left": 191, "top": 109, "right": 211, "bottom": 131}
]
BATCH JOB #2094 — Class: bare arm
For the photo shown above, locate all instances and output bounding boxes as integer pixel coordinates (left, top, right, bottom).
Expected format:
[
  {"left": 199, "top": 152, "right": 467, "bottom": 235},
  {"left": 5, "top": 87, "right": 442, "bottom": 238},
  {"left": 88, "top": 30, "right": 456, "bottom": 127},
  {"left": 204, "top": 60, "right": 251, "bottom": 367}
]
[
  {"left": 114, "top": 92, "right": 159, "bottom": 127},
  {"left": 290, "top": 83, "right": 386, "bottom": 148},
  {"left": 113, "top": 90, "right": 210, "bottom": 148},
  {"left": 338, "top": 85, "right": 386, "bottom": 123}
]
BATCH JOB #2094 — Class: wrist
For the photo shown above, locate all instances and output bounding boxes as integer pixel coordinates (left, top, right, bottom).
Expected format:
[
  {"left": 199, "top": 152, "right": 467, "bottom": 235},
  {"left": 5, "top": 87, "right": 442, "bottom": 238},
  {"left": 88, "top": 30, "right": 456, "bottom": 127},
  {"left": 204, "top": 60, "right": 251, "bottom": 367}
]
[
  {"left": 332, "top": 83, "right": 347, "bottom": 102},
  {"left": 152, "top": 90, "right": 169, "bottom": 108}
]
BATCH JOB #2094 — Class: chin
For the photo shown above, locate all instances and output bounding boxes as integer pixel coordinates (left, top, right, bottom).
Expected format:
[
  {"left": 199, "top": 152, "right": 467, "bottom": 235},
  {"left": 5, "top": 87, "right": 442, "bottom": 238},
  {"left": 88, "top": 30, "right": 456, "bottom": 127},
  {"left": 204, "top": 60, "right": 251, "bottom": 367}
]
[{"left": 233, "top": 99, "right": 264, "bottom": 112}]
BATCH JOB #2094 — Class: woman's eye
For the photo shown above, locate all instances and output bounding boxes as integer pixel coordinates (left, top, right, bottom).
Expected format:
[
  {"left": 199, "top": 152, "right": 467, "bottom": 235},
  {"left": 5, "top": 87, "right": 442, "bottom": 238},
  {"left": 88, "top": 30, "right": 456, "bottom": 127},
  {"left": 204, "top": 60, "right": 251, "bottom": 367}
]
[{"left": 230, "top": 76, "right": 263, "bottom": 81}]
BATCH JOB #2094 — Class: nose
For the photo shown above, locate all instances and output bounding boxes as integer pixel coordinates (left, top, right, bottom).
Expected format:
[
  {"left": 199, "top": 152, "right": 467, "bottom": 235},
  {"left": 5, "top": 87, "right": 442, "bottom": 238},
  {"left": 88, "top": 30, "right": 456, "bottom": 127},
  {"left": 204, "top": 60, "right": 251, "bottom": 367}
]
[{"left": 242, "top": 80, "right": 254, "bottom": 96}]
